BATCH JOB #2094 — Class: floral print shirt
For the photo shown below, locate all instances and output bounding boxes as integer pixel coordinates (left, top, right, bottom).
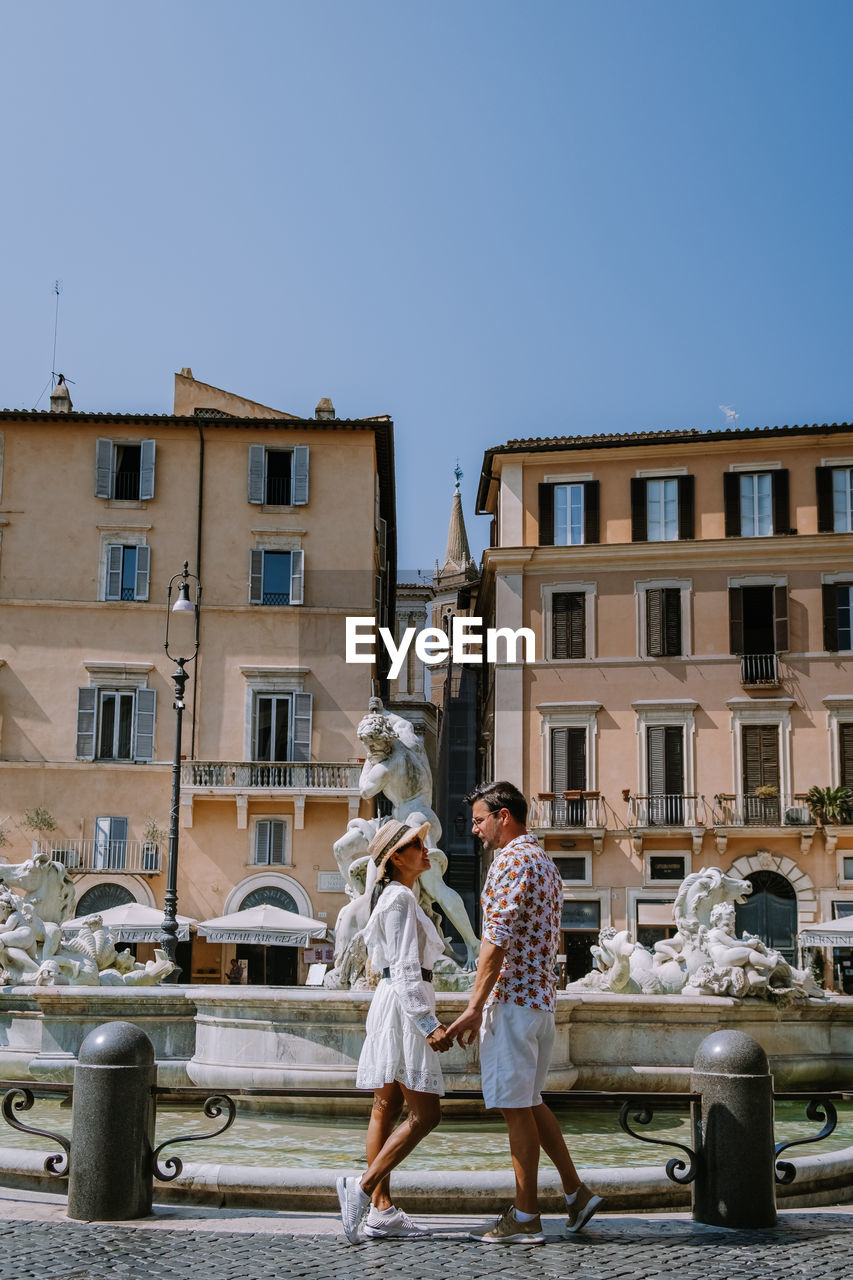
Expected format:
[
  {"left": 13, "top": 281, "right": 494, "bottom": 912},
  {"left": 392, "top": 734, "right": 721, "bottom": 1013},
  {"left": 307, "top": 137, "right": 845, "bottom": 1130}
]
[{"left": 481, "top": 833, "right": 562, "bottom": 1012}]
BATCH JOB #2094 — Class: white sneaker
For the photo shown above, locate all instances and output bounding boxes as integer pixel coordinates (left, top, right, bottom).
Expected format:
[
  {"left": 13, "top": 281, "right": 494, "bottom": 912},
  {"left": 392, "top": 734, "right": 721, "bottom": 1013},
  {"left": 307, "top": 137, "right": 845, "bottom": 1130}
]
[
  {"left": 336, "top": 1175, "right": 370, "bottom": 1244},
  {"left": 363, "top": 1206, "right": 429, "bottom": 1238}
]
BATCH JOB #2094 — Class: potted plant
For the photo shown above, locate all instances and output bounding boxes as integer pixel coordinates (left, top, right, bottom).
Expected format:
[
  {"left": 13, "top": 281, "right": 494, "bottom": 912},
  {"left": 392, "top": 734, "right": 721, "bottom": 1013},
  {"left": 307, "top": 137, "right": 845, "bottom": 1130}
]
[
  {"left": 142, "top": 816, "right": 167, "bottom": 870},
  {"left": 806, "top": 785, "right": 853, "bottom": 826},
  {"left": 753, "top": 784, "right": 778, "bottom": 799}
]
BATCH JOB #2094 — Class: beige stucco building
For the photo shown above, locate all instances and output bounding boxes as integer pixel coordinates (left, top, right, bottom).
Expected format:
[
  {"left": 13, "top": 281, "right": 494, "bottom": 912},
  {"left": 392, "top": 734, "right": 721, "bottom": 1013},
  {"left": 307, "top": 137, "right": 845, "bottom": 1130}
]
[
  {"left": 0, "top": 371, "right": 395, "bottom": 982},
  {"left": 476, "top": 422, "right": 853, "bottom": 986}
]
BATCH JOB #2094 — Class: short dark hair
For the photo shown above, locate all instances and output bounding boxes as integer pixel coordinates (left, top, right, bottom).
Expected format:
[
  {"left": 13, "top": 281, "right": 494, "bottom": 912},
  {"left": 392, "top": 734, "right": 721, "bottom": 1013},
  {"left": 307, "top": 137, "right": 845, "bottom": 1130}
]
[{"left": 465, "top": 780, "right": 528, "bottom": 825}]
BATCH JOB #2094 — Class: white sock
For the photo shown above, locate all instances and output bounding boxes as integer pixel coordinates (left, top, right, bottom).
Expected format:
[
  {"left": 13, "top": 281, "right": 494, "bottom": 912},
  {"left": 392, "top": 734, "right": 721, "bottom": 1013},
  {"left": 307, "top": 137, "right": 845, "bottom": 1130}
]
[
  {"left": 514, "top": 1207, "right": 538, "bottom": 1222},
  {"left": 565, "top": 1189, "right": 579, "bottom": 1205},
  {"left": 368, "top": 1204, "right": 395, "bottom": 1220}
]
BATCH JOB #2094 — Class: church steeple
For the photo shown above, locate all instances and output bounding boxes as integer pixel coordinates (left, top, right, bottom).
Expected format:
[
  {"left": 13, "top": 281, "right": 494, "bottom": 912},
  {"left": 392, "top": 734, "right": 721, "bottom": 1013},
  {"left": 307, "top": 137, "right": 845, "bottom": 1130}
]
[{"left": 440, "top": 461, "right": 475, "bottom": 578}]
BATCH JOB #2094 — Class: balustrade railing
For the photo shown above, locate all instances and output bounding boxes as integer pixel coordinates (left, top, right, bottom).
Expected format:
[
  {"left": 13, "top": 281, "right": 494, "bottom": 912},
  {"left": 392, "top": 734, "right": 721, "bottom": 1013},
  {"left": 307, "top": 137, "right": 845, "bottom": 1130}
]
[{"left": 182, "top": 760, "right": 362, "bottom": 790}]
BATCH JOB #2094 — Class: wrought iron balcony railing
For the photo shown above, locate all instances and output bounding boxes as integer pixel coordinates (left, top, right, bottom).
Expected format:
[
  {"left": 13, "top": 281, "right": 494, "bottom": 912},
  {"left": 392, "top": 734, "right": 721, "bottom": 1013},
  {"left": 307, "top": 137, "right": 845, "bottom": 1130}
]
[
  {"left": 36, "top": 839, "right": 161, "bottom": 875},
  {"left": 740, "top": 653, "right": 780, "bottom": 688},
  {"left": 530, "top": 792, "right": 603, "bottom": 829},
  {"left": 181, "top": 761, "right": 362, "bottom": 791},
  {"left": 627, "top": 794, "right": 703, "bottom": 827},
  {"left": 712, "top": 794, "right": 811, "bottom": 827}
]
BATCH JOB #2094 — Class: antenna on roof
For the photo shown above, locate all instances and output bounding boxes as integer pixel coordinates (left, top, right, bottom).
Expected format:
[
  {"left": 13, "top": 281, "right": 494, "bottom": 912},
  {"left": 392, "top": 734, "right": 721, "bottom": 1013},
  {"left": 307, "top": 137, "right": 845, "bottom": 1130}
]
[{"left": 32, "top": 280, "right": 70, "bottom": 410}]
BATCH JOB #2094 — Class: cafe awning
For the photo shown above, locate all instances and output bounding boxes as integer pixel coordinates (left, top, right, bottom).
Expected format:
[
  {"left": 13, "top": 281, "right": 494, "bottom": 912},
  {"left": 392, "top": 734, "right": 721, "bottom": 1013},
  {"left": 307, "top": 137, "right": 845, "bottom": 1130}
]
[
  {"left": 196, "top": 904, "right": 330, "bottom": 947},
  {"left": 799, "top": 917, "right": 853, "bottom": 948},
  {"left": 63, "top": 902, "right": 196, "bottom": 943}
]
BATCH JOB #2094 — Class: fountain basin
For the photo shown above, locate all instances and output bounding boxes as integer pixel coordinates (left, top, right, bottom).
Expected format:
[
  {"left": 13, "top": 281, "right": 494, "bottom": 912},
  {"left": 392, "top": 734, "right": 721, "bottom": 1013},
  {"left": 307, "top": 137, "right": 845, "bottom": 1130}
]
[{"left": 1, "top": 986, "right": 852, "bottom": 1097}]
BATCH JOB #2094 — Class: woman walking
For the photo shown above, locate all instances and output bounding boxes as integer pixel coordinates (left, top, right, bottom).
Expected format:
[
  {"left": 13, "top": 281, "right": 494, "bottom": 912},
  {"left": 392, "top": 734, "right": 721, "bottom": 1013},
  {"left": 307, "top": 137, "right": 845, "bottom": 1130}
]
[{"left": 336, "top": 819, "right": 451, "bottom": 1243}]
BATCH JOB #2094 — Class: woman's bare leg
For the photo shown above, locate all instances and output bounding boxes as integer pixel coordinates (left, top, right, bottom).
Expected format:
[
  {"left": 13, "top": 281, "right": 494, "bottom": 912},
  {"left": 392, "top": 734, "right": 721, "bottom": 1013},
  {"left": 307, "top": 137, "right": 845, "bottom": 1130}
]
[
  {"left": 360, "top": 1084, "right": 441, "bottom": 1198},
  {"left": 365, "top": 1083, "right": 404, "bottom": 1210}
]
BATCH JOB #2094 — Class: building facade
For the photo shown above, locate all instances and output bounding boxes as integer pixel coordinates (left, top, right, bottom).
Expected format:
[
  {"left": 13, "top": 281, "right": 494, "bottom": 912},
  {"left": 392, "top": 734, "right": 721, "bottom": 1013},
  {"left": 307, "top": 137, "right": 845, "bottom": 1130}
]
[
  {"left": 0, "top": 370, "right": 395, "bottom": 982},
  {"left": 476, "top": 422, "right": 853, "bottom": 987}
]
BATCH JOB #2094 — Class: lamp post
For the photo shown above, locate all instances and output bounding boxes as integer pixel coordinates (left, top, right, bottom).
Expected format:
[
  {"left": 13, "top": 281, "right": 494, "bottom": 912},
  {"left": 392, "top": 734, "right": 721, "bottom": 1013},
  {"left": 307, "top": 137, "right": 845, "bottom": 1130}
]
[{"left": 161, "top": 561, "right": 201, "bottom": 981}]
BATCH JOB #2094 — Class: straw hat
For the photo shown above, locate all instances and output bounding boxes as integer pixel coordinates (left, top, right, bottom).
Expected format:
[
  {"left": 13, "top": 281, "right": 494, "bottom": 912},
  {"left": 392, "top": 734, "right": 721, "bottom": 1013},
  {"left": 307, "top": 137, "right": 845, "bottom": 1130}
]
[{"left": 367, "top": 819, "right": 431, "bottom": 877}]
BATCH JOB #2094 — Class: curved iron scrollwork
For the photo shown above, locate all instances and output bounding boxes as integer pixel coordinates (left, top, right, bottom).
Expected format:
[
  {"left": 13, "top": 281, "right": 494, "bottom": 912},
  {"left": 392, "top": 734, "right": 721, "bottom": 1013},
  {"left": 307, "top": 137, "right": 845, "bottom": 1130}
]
[
  {"left": 774, "top": 1097, "right": 838, "bottom": 1185},
  {"left": 1, "top": 1087, "right": 71, "bottom": 1177},
  {"left": 618, "top": 1100, "right": 698, "bottom": 1185},
  {"left": 153, "top": 1093, "right": 236, "bottom": 1182}
]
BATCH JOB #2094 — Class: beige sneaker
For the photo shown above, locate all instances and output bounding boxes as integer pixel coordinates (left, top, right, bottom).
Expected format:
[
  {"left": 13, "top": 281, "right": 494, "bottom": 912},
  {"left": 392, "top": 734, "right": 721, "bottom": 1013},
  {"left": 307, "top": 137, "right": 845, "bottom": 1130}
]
[
  {"left": 565, "top": 1183, "right": 603, "bottom": 1233},
  {"left": 469, "top": 1204, "right": 545, "bottom": 1244}
]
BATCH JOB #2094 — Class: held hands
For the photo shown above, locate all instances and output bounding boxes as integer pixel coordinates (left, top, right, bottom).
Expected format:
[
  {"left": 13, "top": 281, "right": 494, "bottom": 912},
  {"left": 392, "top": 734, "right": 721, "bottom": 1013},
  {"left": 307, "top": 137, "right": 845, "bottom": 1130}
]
[
  {"left": 427, "top": 1024, "right": 454, "bottom": 1052},
  {"left": 444, "top": 1006, "right": 482, "bottom": 1049}
]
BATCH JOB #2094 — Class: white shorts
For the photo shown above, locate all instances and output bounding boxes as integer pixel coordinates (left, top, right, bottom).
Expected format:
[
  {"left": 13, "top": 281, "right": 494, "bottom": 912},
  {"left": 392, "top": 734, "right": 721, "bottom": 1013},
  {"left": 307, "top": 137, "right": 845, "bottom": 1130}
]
[{"left": 479, "top": 1002, "right": 556, "bottom": 1110}]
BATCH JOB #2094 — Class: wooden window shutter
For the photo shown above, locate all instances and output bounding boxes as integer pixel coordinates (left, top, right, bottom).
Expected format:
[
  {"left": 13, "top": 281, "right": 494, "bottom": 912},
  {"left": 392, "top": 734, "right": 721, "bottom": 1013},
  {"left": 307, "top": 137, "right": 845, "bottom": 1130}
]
[
  {"left": 550, "top": 727, "right": 568, "bottom": 792},
  {"left": 839, "top": 723, "right": 853, "bottom": 788},
  {"left": 772, "top": 469, "right": 790, "bottom": 534},
  {"left": 249, "top": 549, "right": 264, "bottom": 603},
  {"left": 255, "top": 819, "right": 271, "bottom": 863},
  {"left": 105, "top": 545, "right": 123, "bottom": 600},
  {"left": 270, "top": 821, "right": 286, "bottom": 864},
  {"left": 538, "top": 484, "right": 555, "bottom": 546},
  {"left": 292, "top": 692, "right": 313, "bottom": 762},
  {"left": 139, "top": 440, "right": 156, "bottom": 501},
  {"left": 76, "top": 688, "right": 97, "bottom": 760},
  {"left": 664, "top": 726, "right": 684, "bottom": 793},
  {"left": 647, "top": 726, "right": 666, "bottom": 794},
  {"left": 630, "top": 478, "right": 648, "bottom": 542},
  {"left": 135, "top": 546, "right": 150, "bottom": 601},
  {"left": 553, "top": 592, "right": 585, "bottom": 659},
  {"left": 773, "top": 584, "right": 789, "bottom": 652},
  {"left": 729, "top": 586, "right": 744, "bottom": 653},
  {"left": 583, "top": 480, "right": 600, "bottom": 544},
  {"left": 289, "top": 549, "right": 304, "bottom": 605},
  {"left": 248, "top": 445, "right": 266, "bottom": 504},
  {"left": 292, "top": 445, "right": 309, "bottom": 505},
  {"left": 816, "top": 466, "right": 834, "bottom": 533},
  {"left": 646, "top": 589, "right": 664, "bottom": 656},
  {"left": 743, "top": 725, "right": 778, "bottom": 791},
  {"left": 723, "top": 472, "right": 740, "bottom": 537},
  {"left": 664, "top": 589, "right": 682, "bottom": 655},
  {"left": 133, "top": 688, "right": 156, "bottom": 762},
  {"left": 95, "top": 439, "right": 113, "bottom": 498},
  {"left": 678, "top": 475, "right": 695, "bottom": 540},
  {"left": 823, "top": 583, "right": 840, "bottom": 651},
  {"left": 566, "top": 727, "right": 586, "bottom": 790}
]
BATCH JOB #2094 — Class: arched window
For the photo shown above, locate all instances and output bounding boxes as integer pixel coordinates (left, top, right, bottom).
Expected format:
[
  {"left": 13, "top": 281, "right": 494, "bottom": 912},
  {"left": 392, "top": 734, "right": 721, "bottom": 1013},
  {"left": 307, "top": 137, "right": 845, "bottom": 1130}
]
[
  {"left": 75, "top": 883, "right": 136, "bottom": 915},
  {"left": 239, "top": 885, "right": 299, "bottom": 913}
]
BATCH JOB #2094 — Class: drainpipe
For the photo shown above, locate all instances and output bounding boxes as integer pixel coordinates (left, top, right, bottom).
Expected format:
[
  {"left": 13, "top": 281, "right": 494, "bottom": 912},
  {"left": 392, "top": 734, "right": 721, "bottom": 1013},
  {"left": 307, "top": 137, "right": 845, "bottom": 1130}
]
[{"left": 190, "top": 419, "right": 205, "bottom": 759}]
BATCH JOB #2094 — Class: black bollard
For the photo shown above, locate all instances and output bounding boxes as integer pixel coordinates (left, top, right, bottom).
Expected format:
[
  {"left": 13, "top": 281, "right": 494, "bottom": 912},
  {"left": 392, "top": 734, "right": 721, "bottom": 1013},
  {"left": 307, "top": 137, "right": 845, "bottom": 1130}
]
[
  {"left": 67, "top": 1021, "right": 157, "bottom": 1221},
  {"left": 690, "top": 1029, "right": 776, "bottom": 1229}
]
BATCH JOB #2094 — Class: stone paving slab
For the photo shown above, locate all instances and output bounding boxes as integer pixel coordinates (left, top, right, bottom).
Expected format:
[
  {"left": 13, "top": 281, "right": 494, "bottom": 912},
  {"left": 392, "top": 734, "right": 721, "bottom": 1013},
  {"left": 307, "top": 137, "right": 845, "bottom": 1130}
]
[{"left": 2, "top": 1191, "right": 853, "bottom": 1280}]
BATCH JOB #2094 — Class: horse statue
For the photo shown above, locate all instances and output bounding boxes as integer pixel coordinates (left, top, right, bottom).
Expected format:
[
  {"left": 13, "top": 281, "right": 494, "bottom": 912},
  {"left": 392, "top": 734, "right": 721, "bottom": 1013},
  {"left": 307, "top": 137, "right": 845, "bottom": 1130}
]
[{"left": 0, "top": 851, "right": 76, "bottom": 924}]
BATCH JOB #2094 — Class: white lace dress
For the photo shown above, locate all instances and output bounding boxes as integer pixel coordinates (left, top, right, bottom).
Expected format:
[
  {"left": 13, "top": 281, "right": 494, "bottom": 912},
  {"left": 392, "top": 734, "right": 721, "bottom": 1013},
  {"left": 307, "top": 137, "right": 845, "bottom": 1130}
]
[{"left": 356, "top": 882, "right": 447, "bottom": 1096}]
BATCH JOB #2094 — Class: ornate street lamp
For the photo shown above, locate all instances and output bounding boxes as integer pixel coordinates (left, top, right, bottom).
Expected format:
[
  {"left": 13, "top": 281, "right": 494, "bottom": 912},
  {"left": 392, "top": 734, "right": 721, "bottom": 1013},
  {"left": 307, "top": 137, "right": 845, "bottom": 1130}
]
[{"left": 161, "top": 561, "right": 201, "bottom": 980}]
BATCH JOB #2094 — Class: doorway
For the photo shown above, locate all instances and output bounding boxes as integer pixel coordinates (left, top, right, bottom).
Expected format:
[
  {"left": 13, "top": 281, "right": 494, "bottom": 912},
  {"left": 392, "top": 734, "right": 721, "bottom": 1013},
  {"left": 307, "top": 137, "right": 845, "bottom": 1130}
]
[{"left": 734, "top": 870, "right": 797, "bottom": 963}]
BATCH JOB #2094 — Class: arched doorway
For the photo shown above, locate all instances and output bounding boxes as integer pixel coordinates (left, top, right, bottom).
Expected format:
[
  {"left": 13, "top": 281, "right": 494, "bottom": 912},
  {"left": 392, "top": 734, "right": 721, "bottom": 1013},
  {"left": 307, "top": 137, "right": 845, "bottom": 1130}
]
[
  {"left": 734, "top": 870, "right": 797, "bottom": 963},
  {"left": 236, "top": 885, "right": 299, "bottom": 985}
]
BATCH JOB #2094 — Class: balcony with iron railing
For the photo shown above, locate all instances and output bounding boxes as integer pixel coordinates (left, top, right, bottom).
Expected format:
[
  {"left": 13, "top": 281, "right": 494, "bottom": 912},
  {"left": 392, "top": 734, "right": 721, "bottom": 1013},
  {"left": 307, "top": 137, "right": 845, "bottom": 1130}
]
[
  {"left": 626, "top": 793, "right": 705, "bottom": 828},
  {"left": 529, "top": 792, "right": 606, "bottom": 854},
  {"left": 740, "top": 653, "right": 781, "bottom": 689},
  {"left": 36, "top": 839, "right": 161, "bottom": 875},
  {"left": 712, "top": 793, "right": 816, "bottom": 857}
]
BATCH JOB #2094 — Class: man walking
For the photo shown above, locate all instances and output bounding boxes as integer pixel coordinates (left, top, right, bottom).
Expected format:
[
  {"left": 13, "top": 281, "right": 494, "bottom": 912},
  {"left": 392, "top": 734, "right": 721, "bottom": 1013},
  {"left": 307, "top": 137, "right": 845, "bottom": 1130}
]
[{"left": 446, "top": 780, "right": 603, "bottom": 1243}]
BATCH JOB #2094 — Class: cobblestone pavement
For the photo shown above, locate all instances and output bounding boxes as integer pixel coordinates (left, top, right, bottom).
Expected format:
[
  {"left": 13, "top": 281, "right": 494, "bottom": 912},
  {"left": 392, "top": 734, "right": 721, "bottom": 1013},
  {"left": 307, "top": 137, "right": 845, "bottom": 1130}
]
[{"left": 3, "top": 1211, "right": 853, "bottom": 1280}]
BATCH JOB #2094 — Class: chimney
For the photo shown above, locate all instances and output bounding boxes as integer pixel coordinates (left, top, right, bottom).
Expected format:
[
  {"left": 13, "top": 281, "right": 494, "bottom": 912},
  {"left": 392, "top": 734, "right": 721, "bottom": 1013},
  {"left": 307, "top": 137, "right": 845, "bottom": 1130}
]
[
  {"left": 50, "top": 374, "right": 72, "bottom": 413},
  {"left": 315, "top": 397, "right": 335, "bottom": 420}
]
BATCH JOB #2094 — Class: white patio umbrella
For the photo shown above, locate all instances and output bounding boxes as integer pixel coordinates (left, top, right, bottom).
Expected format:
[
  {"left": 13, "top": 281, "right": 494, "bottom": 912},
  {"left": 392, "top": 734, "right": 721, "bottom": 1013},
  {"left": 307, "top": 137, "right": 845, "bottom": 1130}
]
[
  {"left": 63, "top": 902, "right": 196, "bottom": 943},
  {"left": 196, "top": 904, "right": 330, "bottom": 947},
  {"left": 799, "top": 917, "right": 853, "bottom": 948}
]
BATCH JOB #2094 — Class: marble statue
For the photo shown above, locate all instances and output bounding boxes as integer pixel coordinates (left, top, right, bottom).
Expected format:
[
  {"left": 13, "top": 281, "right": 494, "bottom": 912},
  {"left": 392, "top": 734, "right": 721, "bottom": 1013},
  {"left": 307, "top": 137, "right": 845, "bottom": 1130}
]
[
  {"left": 326, "top": 697, "right": 480, "bottom": 988},
  {"left": 0, "top": 853, "right": 175, "bottom": 987},
  {"left": 568, "top": 865, "right": 823, "bottom": 1001}
]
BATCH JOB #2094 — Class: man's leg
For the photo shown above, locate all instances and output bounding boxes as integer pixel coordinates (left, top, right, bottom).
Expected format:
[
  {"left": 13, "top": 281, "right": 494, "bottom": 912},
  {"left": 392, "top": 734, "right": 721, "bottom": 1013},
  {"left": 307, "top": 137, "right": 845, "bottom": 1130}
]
[
  {"left": 532, "top": 1102, "right": 581, "bottom": 1195},
  {"left": 500, "top": 1107, "right": 541, "bottom": 1215}
]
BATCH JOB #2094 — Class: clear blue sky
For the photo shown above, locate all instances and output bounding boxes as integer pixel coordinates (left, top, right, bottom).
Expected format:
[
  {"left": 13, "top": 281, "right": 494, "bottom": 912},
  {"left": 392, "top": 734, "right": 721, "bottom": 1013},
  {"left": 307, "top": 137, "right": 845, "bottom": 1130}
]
[{"left": 2, "top": 1, "right": 852, "bottom": 570}]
